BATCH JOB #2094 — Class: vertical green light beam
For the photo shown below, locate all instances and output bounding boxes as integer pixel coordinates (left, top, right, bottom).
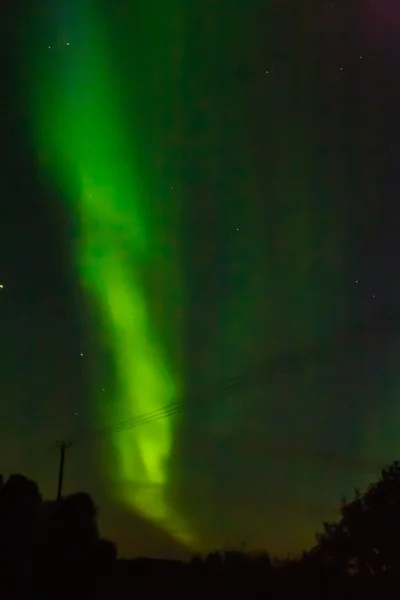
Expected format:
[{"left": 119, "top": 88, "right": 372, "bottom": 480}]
[{"left": 32, "top": 3, "right": 193, "bottom": 546}]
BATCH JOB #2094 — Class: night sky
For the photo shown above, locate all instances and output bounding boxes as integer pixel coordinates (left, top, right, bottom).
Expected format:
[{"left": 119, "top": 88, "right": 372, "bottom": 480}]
[{"left": 1, "top": 0, "right": 400, "bottom": 559}]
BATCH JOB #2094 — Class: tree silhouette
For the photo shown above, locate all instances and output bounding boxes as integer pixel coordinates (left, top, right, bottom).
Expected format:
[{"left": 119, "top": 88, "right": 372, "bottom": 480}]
[
  {"left": 95, "top": 538, "right": 117, "bottom": 572},
  {"left": 313, "top": 460, "right": 400, "bottom": 575},
  {"left": 37, "top": 492, "right": 99, "bottom": 565},
  {"left": 0, "top": 474, "right": 42, "bottom": 555},
  {"left": 32, "top": 492, "right": 107, "bottom": 598},
  {"left": 0, "top": 472, "right": 118, "bottom": 598},
  {"left": 0, "top": 474, "right": 42, "bottom": 593}
]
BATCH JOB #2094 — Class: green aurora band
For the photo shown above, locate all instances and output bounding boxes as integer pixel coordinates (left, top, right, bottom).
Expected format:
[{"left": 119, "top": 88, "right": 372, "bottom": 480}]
[
  {"left": 31, "top": 4, "right": 192, "bottom": 547},
  {"left": 26, "top": 1, "right": 363, "bottom": 556}
]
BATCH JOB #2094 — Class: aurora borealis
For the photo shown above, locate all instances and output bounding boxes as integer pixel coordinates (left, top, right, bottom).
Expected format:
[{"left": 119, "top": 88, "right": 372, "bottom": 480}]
[
  {"left": 30, "top": 1, "right": 192, "bottom": 546},
  {"left": 2, "top": 0, "right": 400, "bottom": 558}
]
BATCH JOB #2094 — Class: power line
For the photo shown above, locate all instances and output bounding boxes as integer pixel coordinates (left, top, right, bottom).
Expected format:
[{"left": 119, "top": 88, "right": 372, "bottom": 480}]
[
  {"left": 73, "top": 302, "right": 400, "bottom": 445},
  {"left": 1, "top": 303, "right": 396, "bottom": 492}
]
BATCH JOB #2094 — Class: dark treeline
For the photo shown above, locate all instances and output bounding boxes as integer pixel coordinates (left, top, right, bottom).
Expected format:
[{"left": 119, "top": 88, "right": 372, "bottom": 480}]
[
  {"left": 3, "top": 462, "right": 400, "bottom": 599},
  {"left": 0, "top": 474, "right": 116, "bottom": 599}
]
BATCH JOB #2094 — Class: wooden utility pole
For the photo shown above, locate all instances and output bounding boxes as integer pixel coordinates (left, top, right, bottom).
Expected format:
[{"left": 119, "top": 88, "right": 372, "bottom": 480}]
[{"left": 55, "top": 440, "right": 71, "bottom": 501}]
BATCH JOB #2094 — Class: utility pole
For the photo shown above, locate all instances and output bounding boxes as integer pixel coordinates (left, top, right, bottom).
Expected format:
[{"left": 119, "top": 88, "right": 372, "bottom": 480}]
[{"left": 55, "top": 440, "right": 71, "bottom": 501}]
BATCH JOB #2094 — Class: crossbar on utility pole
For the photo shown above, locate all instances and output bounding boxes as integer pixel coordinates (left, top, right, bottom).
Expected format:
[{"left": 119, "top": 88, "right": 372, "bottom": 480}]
[{"left": 55, "top": 440, "right": 71, "bottom": 501}]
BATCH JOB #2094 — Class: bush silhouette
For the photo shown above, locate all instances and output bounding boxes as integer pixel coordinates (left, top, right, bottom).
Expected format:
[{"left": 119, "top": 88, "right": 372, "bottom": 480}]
[
  {"left": 0, "top": 474, "right": 42, "bottom": 594},
  {"left": 314, "top": 460, "right": 400, "bottom": 575}
]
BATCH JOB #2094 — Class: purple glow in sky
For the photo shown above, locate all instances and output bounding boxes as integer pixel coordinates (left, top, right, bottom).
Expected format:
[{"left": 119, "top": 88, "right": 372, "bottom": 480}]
[{"left": 366, "top": 0, "right": 400, "bottom": 31}]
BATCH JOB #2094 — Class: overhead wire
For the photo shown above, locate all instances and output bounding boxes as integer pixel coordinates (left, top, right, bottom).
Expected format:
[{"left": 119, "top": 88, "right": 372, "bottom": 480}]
[
  {"left": 2, "top": 304, "right": 397, "bottom": 480},
  {"left": 72, "top": 302, "right": 400, "bottom": 449}
]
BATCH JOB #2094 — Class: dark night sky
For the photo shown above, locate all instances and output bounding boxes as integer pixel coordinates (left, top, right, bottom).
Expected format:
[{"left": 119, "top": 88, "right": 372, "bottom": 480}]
[{"left": 1, "top": 0, "right": 400, "bottom": 558}]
